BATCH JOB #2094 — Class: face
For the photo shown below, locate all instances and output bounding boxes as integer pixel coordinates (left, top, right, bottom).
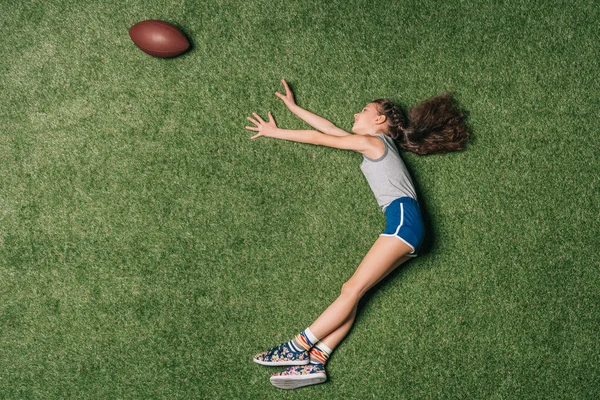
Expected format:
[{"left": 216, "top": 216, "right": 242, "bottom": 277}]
[{"left": 352, "top": 103, "right": 385, "bottom": 135}]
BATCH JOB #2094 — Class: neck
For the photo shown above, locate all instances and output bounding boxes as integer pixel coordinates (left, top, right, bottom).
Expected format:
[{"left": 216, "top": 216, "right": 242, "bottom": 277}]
[{"left": 360, "top": 127, "right": 387, "bottom": 136}]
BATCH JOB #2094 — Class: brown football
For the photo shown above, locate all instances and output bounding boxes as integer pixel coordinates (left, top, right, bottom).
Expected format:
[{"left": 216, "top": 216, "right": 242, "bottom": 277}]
[{"left": 129, "top": 20, "right": 190, "bottom": 58}]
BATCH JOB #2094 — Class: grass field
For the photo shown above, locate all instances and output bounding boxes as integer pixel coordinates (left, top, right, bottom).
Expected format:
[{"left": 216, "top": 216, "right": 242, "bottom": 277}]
[{"left": 1, "top": 0, "right": 599, "bottom": 398}]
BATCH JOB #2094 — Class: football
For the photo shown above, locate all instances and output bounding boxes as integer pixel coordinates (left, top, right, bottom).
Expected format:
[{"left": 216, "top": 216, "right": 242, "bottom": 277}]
[{"left": 129, "top": 20, "right": 190, "bottom": 58}]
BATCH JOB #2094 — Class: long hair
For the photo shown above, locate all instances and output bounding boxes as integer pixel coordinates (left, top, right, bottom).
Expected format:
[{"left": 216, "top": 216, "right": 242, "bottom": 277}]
[{"left": 373, "top": 94, "right": 470, "bottom": 155}]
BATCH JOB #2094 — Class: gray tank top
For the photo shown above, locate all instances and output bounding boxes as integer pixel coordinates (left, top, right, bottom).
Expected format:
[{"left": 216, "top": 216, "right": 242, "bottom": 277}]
[{"left": 359, "top": 134, "right": 417, "bottom": 212}]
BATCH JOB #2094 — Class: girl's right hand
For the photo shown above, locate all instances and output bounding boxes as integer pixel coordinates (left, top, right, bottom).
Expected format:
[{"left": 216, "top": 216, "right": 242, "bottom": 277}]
[{"left": 275, "top": 79, "right": 297, "bottom": 109}]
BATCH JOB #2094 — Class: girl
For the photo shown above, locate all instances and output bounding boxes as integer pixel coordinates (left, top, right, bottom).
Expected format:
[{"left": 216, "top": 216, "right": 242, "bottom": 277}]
[{"left": 246, "top": 79, "right": 469, "bottom": 390}]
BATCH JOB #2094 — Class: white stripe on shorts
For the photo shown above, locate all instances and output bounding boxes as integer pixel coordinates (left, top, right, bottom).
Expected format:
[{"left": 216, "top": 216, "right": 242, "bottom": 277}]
[
  {"left": 380, "top": 202, "right": 416, "bottom": 254},
  {"left": 394, "top": 203, "right": 404, "bottom": 235}
]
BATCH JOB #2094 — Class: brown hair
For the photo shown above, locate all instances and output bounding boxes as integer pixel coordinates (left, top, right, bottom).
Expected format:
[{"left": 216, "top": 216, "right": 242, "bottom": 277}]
[{"left": 373, "top": 94, "right": 470, "bottom": 155}]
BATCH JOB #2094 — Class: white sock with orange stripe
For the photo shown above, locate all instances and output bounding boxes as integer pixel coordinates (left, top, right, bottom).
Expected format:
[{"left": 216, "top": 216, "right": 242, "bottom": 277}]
[
  {"left": 309, "top": 342, "right": 332, "bottom": 365},
  {"left": 288, "top": 327, "right": 319, "bottom": 353}
]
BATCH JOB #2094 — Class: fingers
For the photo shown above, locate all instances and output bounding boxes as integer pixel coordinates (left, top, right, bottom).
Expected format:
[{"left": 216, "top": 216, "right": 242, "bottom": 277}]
[
  {"left": 248, "top": 112, "right": 274, "bottom": 124},
  {"left": 281, "top": 78, "right": 290, "bottom": 93},
  {"left": 245, "top": 110, "right": 274, "bottom": 140},
  {"left": 247, "top": 112, "right": 271, "bottom": 126},
  {"left": 253, "top": 112, "right": 265, "bottom": 124}
]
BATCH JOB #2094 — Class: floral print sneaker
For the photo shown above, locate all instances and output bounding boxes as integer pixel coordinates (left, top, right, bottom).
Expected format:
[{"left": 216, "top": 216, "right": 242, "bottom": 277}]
[
  {"left": 270, "top": 364, "right": 327, "bottom": 389},
  {"left": 253, "top": 343, "right": 310, "bottom": 366}
]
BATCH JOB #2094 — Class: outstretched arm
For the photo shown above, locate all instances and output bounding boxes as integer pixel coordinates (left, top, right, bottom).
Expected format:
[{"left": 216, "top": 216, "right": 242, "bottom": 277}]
[
  {"left": 276, "top": 79, "right": 351, "bottom": 137},
  {"left": 245, "top": 112, "right": 375, "bottom": 155}
]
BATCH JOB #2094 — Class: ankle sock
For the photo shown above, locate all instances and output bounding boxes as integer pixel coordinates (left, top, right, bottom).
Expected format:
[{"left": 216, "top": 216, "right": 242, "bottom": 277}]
[
  {"left": 288, "top": 327, "right": 319, "bottom": 352},
  {"left": 309, "top": 342, "right": 332, "bottom": 365}
]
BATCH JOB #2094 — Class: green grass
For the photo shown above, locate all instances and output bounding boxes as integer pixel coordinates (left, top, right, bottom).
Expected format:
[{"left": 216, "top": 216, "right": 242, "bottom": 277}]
[{"left": 1, "top": 0, "right": 599, "bottom": 398}]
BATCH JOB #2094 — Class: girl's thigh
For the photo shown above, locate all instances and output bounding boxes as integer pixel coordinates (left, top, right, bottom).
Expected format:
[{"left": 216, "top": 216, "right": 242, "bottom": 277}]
[{"left": 346, "top": 236, "right": 413, "bottom": 297}]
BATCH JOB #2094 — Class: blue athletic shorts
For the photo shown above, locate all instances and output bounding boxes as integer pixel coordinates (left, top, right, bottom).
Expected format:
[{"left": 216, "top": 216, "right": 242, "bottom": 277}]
[{"left": 380, "top": 197, "right": 425, "bottom": 257}]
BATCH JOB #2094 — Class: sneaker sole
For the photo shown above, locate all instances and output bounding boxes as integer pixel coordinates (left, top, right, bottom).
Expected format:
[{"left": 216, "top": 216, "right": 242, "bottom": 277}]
[
  {"left": 270, "top": 373, "right": 327, "bottom": 390},
  {"left": 253, "top": 358, "right": 310, "bottom": 366}
]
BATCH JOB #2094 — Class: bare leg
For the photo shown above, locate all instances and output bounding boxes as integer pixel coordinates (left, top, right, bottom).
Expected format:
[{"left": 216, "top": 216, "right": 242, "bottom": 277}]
[
  {"left": 318, "top": 305, "right": 357, "bottom": 350},
  {"left": 309, "top": 236, "right": 413, "bottom": 342},
  {"left": 318, "top": 252, "right": 410, "bottom": 350},
  {"left": 267, "top": 237, "right": 413, "bottom": 390}
]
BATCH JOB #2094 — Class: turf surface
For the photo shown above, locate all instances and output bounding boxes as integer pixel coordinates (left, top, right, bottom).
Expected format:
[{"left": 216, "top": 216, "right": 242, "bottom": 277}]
[{"left": 1, "top": 0, "right": 599, "bottom": 398}]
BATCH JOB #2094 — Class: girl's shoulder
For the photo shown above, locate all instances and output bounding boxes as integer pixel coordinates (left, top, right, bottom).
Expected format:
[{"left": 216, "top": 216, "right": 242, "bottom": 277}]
[{"left": 362, "top": 134, "right": 387, "bottom": 160}]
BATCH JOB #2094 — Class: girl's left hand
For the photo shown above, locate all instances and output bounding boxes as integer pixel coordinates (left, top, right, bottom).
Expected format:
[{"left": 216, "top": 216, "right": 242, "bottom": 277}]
[{"left": 245, "top": 112, "right": 278, "bottom": 140}]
